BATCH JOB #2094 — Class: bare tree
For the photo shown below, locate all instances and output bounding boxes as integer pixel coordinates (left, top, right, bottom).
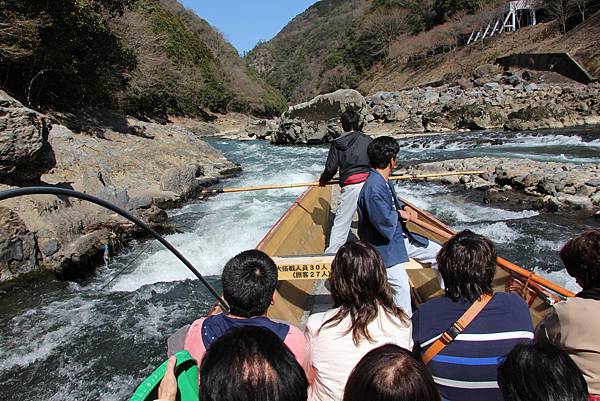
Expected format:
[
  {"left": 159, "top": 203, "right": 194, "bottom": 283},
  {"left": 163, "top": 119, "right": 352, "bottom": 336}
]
[
  {"left": 545, "top": 0, "right": 575, "bottom": 33},
  {"left": 572, "top": 0, "right": 587, "bottom": 22}
]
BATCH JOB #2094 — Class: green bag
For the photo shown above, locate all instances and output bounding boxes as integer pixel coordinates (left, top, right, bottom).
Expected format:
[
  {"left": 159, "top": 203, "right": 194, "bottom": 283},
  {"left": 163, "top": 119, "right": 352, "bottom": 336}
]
[{"left": 129, "top": 350, "right": 199, "bottom": 401}]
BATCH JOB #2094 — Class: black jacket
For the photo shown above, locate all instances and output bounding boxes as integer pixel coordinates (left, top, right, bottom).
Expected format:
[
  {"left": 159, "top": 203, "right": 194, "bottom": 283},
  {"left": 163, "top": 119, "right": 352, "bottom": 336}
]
[{"left": 320, "top": 131, "right": 372, "bottom": 186}]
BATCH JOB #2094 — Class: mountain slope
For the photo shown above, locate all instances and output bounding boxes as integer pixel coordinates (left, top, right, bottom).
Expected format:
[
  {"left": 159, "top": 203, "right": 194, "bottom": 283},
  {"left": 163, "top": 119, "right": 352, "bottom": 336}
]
[
  {"left": 155, "top": 0, "right": 287, "bottom": 116},
  {"left": 247, "top": 0, "right": 599, "bottom": 103},
  {"left": 245, "top": 0, "right": 483, "bottom": 103},
  {"left": 247, "top": 0, "right": 399, "bottom": 102},
  {"left": 363, "top": 9, "right": 600, "bottom": 93},
  {"left": 111, "top": 0, "right": 287, "bottom": 118},
  {"left": 0, "top": 0, "right": 286, "bottom": 119}
]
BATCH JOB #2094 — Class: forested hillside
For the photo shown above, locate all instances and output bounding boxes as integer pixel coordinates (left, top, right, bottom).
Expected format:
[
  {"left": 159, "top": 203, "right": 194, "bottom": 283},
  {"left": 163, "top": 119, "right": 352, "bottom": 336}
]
[
  {"left": 0, "top": 0, "right": 286, "bottom": 119},
  {"left": 246, "top": 0, "right": 488, "bottom": 103},
  {"left": 247, "top": 0, "right": 599, "bottom": 103}
]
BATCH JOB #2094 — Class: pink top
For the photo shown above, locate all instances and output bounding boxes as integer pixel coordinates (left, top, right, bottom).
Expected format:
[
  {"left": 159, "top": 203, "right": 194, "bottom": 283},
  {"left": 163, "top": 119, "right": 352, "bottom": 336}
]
[{"left": 183, "top": 317, "right": 310, "bottom": 375}]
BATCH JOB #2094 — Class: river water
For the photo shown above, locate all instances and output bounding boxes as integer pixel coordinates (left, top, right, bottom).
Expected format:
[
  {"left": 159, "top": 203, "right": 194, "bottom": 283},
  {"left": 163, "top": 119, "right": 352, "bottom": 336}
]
[{"left": 1, "top": 127, "right": 599, "bottom": 400}]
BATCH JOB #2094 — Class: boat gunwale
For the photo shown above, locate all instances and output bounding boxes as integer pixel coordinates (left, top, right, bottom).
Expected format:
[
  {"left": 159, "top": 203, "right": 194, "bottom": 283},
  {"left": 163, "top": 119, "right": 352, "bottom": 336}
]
[{"left": 256, "top": 186, "right": 317, "bottom": 252}]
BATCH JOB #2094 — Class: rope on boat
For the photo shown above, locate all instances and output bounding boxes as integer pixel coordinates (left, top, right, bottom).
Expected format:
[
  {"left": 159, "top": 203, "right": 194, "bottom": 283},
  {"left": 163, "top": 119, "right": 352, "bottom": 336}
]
[{"left": 0, "top": 186, "right": 229, "bottom": 311}]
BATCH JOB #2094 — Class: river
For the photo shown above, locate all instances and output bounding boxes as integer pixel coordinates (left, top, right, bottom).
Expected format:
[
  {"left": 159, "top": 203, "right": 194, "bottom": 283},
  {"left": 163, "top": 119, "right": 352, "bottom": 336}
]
[{"left": 1, "top": 127, "right": 599, "bottom": 400}]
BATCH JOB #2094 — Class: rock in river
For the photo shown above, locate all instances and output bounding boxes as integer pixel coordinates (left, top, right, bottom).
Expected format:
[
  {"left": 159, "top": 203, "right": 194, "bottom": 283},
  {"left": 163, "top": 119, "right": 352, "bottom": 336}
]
[{"left": 271, "top": 89, "right": 366, "bottom": 144}]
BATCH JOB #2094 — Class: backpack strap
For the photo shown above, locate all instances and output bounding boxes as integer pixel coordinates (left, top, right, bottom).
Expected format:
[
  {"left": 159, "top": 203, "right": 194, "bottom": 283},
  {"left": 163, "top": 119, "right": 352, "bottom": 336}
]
[{"left": 422, "top": 293, "right": 493, "bottom": 365}]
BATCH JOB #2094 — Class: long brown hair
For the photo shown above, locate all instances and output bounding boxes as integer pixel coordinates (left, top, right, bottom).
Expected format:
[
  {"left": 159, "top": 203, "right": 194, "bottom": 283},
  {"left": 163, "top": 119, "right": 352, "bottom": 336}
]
[{"left": 320, "top": 241, "right": 408, "bottom": 345}]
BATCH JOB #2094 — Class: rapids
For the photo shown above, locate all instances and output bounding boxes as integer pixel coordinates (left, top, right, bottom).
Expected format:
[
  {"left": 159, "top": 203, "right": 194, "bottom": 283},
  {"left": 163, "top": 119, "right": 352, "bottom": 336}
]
[{"left": 1, "top": 128, "right": 599, "bottom": 400}]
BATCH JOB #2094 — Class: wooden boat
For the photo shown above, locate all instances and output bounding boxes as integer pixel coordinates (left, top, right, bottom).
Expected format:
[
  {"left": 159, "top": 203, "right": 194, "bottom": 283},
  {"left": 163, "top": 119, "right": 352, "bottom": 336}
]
[{"left": 254, "top": 185, "right": 574, "bottom": 327}]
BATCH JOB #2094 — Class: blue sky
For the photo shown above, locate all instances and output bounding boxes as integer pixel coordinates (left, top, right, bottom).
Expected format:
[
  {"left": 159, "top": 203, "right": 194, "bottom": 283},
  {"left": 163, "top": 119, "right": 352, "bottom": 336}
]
[{"left": 179, "top": 0, "right": 320, "bottom": 55}]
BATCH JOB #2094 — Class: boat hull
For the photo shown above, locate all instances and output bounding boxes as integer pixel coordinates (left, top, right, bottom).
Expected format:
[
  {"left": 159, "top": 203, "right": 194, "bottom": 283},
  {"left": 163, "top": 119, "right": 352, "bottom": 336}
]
[
  {"left": 257, "top": 185, "right": 332, "bottom": 325},
  {"left": 257, "top": 185, "right": 567, "bottom": 326}
]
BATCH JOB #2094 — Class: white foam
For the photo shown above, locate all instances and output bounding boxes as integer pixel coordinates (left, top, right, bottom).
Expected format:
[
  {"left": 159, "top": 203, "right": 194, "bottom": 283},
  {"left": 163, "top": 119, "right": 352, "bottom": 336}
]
[
  {"left": 532, "top": 266, "right": 582, "bottom": 294},
  {"left": 496, "top": 151, "right": 600, "bottom": 164},
  {"left": 532, "top": 238, "right": 564, "bottom": 252},
  {"left": 428, "top": 199, "right": 539, "bottom": 224},
  {"left": 0, "top": 297, "right": 101, "bottom": 371},
  {"left": 106, "top": 142, "right": 326, "bottom": 292},
  {"left": 510, "top": 134, "right": 600, "bottom": 148},
  {"left": 465, "top": 222, "right": 522, "bottom": 244}
]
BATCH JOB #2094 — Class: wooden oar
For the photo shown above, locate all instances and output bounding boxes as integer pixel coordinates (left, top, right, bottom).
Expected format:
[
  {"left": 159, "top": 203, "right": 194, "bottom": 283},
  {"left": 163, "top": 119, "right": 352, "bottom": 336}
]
[
  {"left": 409, "top": 217, "right": 575, "bottom": 298},
  {"left": 201, "top": 170, "right": 485, "bottom": 194}
]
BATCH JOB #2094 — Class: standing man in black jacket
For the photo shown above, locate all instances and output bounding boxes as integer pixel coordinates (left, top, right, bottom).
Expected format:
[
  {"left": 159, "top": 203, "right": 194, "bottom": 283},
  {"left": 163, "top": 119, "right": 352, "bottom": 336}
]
[{"left": 320, "top": 110, "right": 372, "bottom": 254}]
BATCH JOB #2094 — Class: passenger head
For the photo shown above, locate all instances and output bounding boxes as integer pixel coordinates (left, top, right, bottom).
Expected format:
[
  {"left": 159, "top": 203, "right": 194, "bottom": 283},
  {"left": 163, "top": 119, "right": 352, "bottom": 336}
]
[
  {"left": 367, "top": 136, "right": 399, "bottom": 169},
  {"left": 343, "top": 344, "right": 441, "bottom": 401},
  {"left": 324, "top": 241, "right": 407, "bottom": 344},
  {"left": 559, "top": 229, "right": 600, "bottom": 290},
  {"left": 497, "top": 342, "right": 588, "bottom": 401},
  {"left": 200, "top": 326, "right": 308, "bottom": 401},
  {"left": 222, "top": 250, "right": 277, "bottom": 318},
  {"left": 340, "top": 109, "right": 363, "bottom": 132},
  {"left": 437, "top": 230, "right": 496, "bottom": 301}
]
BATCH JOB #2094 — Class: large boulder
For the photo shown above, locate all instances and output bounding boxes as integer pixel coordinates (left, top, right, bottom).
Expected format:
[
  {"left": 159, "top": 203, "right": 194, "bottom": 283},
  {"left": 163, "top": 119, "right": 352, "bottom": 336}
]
[
  {"left": 245, "top": 119, "right": 278, "bottom": 140},
  {"left": 271, "top": 89, "right": 366, "bottom": 144},
  {"left": 472, "top": 63, "right": 501, "bottom": 79},
  {"left": 0, "top": 90, "right": 55, "bottom": 183},
  {"left": 0, "top": 116, "right": 241, "bottom": 285},
  {"left": 160, "top": 164, "right": 216, "bottom": 198},
  {"left": 0, "top": 207, "right": 40, "bottom": 282},
  {"left": 446, "top": 104, "right": 505, "bottom": 130}
]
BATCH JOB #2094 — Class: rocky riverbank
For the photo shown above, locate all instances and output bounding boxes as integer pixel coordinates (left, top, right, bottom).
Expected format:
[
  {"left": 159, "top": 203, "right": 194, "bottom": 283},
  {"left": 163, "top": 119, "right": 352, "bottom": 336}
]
[
  {"left": 241, "top": 64, "right": 600, "bottom": 144},
  {"left": 404, "top": 157, "right": 600, "bottom": 212},
  {"left": 0, "top": 91, "right": 240, "bottom": 285}
]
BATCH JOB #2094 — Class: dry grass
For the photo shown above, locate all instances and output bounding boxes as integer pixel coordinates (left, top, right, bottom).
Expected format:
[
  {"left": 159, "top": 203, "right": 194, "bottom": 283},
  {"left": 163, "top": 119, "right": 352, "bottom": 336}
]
[{"left": 361, "top": 8, "right": 600, "bottom": 93}]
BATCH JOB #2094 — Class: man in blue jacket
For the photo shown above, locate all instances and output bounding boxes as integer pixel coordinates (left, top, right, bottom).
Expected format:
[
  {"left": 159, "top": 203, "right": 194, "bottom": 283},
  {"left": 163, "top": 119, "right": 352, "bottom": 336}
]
[{"left": 357, "top": 136, "right": 441, "bottom": 314}]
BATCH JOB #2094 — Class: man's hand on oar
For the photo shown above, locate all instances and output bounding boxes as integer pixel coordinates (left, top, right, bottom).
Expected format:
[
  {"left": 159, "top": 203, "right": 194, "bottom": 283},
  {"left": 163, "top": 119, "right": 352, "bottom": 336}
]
[{"left": 399, "top": 206, "right": 418, "bottom": 222}]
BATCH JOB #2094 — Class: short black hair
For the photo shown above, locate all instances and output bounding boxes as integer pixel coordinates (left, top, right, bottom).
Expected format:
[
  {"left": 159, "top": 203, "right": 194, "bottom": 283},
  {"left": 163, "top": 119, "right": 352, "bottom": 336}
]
[
  {"left": 437, "top": 230, "right": 496, "bottom": 301},
  {"left": 343, "top": 344, "right": 441, "bottom": 401},
  {"left": 222, "top": 250, "right": 277, "bottom": 317},
  {"left": 560, "top": 229, "right": 600, "bottom": 290},
  {"left": 340, "top": 110, "right": 362, "bottom": 132},
  {"left": 367, "top": 136, "right": 399, "bottom": 169},
  {"left": 498, "top": 342, "right": 588, "bottom": 401},
  {"left": 200, "top": 326, "right": 308, "bottom": 401}
]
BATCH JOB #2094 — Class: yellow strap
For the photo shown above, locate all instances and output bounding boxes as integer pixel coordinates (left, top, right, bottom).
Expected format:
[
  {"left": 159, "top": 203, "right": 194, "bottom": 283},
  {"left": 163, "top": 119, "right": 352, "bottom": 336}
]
[{"left": 422, "top": 293, "right": 493, "bottom": 365}]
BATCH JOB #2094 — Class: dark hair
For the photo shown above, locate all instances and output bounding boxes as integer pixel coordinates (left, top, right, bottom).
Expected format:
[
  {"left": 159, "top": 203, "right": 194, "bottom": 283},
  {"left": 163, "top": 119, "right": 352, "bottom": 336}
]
[
  {"left": 322, "top": 241, "right": 407, "bottom": 345},
  {"left": 559, "top": 229, "right": 600, "bottom": 289},
  {"left": 343, "top": 344, "right": 441, "bottom": 401},
  {"left": 497, "top": 342, "right": 588, "bottom": 401},
  {"left": 200, "top": 326, "right": 308, "bottom": 401},
  {"left": 222, "top": 250, "right": 277, "bottom": 318},
  {"left": 340, "top": 110, "right": 362, "bottom": 132},
  {"left": 437, "top": 230, "right": 496, "bottom": 301},
  {"left": 367, "top": 136, "right": 399, "bottom": 169}
]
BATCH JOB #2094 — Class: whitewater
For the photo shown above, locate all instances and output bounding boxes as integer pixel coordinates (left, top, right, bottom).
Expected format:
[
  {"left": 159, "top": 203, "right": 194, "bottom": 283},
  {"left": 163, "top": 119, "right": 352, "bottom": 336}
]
[{"left": 1, "top": 128, "right": 599, "bottom": 400}]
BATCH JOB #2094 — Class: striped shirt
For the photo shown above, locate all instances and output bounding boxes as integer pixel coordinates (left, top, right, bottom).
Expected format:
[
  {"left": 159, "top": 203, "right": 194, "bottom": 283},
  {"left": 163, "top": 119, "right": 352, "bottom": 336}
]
[{"left": 412, "top": 293, "right": 534, "bottom": 401}]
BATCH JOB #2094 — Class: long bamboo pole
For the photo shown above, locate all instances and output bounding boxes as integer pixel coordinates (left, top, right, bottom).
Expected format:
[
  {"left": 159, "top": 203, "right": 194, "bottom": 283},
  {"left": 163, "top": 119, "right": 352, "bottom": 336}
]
[
  {"left": 200, "top": 170, "right": 485, "bottom": 195},
  {"left": 409, "top": 217, "right": 575, "bottom": 298}
]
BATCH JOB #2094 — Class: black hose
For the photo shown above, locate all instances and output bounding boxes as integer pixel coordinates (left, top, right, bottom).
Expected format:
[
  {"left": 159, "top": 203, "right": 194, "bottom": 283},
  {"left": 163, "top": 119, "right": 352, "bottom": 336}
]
[{"left": 0, "top": 186, "right": 229, "bottom": 311}]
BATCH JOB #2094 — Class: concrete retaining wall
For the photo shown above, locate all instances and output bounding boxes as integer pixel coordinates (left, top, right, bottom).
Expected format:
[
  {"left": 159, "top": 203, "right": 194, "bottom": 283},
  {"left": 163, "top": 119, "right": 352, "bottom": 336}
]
[{"left": 496, "top": 53, "right": 597, "bottom": 84}]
